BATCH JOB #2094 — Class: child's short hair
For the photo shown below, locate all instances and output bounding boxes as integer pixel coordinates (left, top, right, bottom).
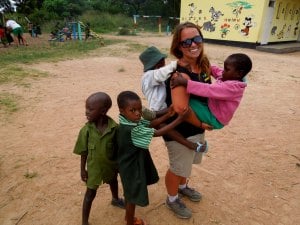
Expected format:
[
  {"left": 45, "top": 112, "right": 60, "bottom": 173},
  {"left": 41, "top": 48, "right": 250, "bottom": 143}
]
[
  {"left": 228, "top": 53, "right": 252, "bottom": 77},
  {"left": 117, "top": 91, "right": 141, "bottom": 109},
  {"left": 88, "top": 92, "right": 112, "bottom": 109},
  {"left": 139, "top": 46, "right": 167, "bottom": 72}
]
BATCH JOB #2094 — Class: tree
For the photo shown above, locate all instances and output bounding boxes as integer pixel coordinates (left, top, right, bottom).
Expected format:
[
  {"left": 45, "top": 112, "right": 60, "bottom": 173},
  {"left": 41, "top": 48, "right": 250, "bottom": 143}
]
[
  {"left": 15, "top": 0, "right": 44, "bottom": 15},
  {"left": 42, "top": 0, "right": 88, "bottom": 19},
  {"left": 0, "top": 0, "right": 16, "bottom": 13},
  {"left": 123, "top": 0, "right": 146, "bottom": 15}
]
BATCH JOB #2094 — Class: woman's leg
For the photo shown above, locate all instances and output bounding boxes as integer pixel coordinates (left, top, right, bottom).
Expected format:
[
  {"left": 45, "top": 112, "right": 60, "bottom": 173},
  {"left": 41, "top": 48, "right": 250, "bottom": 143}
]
[
  {"left": 171, "top": 73, "right": 203, "bottom": 128},
  {"left": 165, "top": 169, "right": 181, "bottom": 196}
]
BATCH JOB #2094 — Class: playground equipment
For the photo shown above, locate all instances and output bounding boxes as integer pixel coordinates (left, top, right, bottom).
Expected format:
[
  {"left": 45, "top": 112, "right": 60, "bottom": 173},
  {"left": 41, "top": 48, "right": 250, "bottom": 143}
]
[
  {"left": 78, "top": 21, "right": 104, "bottom": 44},
  {"left": 132, "top": 15, "right": 179, "bottom": 35},
  {"left": 133, "top": 15, "right": 162, "bottom": 33},
  {"left": 49, "top": 21, "right": 104, "bottom": 45}
]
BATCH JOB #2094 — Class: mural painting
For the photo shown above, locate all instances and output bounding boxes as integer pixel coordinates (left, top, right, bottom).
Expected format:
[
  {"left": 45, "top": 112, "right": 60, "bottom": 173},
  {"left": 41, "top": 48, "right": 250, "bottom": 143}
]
[{"left": 180, "top": 0, "right": 300, "bottom": 44}]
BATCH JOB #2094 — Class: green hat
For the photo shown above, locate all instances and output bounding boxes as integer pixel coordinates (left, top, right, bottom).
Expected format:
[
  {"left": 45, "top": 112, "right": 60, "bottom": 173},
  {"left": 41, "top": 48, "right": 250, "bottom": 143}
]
[{"left": 139, "top": 46, "right": 167, "bottom": 72}]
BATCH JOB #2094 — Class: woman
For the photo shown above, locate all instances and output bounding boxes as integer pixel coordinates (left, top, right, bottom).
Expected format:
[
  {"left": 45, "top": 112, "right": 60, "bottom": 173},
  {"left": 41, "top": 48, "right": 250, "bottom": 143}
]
[{"left": 163, "top": 22, "right": 212, "bottom": 219}]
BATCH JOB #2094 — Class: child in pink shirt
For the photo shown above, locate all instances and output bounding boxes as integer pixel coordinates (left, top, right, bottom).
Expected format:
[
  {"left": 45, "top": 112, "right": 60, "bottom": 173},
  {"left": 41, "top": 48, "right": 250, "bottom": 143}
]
[{"left": 171, "top": 53, "right": 252, "bottom": 129}]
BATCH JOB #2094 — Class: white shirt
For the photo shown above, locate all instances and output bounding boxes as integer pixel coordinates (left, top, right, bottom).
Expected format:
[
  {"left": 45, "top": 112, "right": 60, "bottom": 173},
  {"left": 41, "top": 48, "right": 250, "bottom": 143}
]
[
  {"left": 6, "top": 20, "right": 21, "bottom": 30},
  {"left": 141, "top": 61, "right": 177, "bottom": 111}
]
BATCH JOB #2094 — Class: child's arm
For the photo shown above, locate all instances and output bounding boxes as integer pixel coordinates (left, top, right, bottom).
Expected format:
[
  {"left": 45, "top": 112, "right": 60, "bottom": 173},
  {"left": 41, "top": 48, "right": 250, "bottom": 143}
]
[
  {"left": 152, "top": 115, "right": 207, "bottom": 152},
  {"left": 170, "top": 72, "right": 188, "bottom": 88},
  {"left": 152, "top": 113, "right": 183, "bottom": 137},
  {"left": 145, "top": 107, "right": 207, "bottom": 151},
  {"left": 153, "top": 61, "right": 177, "bottom": 82},
  {"left": 211, "top": 65, "right": 223, "bottom": 79},
  {"left": 80, "top": 155, "right": 88, "bottom": 182},
  {"left": 149, "top": 106, "right": 175, "bottom": 128}
]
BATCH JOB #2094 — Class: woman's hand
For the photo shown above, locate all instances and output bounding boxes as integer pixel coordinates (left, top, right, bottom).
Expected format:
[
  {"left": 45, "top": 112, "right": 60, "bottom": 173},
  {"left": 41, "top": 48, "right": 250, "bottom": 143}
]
[{"left": 170, "top": 72, "right": 188, "bottom": 89}]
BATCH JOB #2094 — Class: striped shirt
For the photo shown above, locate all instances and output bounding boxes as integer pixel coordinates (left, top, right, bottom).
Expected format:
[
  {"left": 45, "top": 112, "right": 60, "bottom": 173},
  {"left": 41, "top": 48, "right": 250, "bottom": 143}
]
[{"left": 119, "top": 114, "right": 155, "bottom": 149}]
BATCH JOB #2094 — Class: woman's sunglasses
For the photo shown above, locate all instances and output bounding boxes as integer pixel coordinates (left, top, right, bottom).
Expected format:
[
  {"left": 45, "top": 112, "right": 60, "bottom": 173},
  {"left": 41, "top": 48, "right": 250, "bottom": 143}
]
[{"left": 180, "top": 35, "right": 203, "bottom": 48}]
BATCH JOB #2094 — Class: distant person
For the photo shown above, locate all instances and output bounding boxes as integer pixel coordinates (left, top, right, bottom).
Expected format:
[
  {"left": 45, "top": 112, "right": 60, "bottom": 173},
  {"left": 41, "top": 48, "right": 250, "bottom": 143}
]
[
  {"left": 0, "top": 24, "right": 8, "bottom": 47},
  {"left": 51, "top": 22, "right": 61, "bottom": 39},
  {"left": 85, "top": 22, "right": 91, "bottom": 40},
  {"left": 62, "top": 26, "right": 72, "bottom": 40},
  {"left": 73, "top": 92, "right": 125, "bottom": 225},
  {"left": 5, "top": 26, "right": 14, "bottom": 45},
  {"left": 28, "top": 22, "right": 33, "bottom": 37},
  {"left": 116, "top": 91, "right": 184, "bottom": 225},
  {"left": 5, "top": 18, "right": 28, "bottom": 46},
  {"left": 170, "top": 53, "right": 252, "bottom": 129}
]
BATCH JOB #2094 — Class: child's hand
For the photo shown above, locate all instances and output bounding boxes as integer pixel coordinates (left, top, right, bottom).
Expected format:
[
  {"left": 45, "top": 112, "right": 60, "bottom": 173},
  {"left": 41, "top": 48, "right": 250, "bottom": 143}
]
[
  {"left": 81, "top": 170, "right": 88, "bottom": 183},
  {"left": 201, "top": 122, "right": 213, "bottom": 131},
  {"left": 177, "top": 59, "right": 189, "bottom": 68},
  {"left": 167, "top": 105, "right": 176, "bottom": 117},
  {"left": 170, "top": 72, "right": 188, "bottom": 89}
]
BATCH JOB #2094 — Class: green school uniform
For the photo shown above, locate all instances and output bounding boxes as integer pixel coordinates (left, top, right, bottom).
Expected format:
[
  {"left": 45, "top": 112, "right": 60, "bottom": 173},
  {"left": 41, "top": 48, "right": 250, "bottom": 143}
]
[
  {"left": 117, "top": 115, "right": 159, "bottom": 207},
  {"left": 73, "top": 117, "right": 118, "bottom": 190}
]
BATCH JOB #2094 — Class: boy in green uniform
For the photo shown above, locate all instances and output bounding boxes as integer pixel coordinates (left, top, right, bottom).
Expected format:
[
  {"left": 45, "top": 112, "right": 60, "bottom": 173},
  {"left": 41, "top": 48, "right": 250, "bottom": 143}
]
[
  {"left": 74, "top": 92, "right": 125, "bottom": 225},
  {"left": 116, "top": 91, "right": 184, "bottom": 225}
]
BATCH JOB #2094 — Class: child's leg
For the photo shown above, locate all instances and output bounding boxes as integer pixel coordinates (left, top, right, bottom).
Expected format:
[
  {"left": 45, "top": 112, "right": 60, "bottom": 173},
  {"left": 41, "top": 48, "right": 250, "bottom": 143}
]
[
  {"left": 82, "top": 188, "right": 96, "bottom": 225},
  {"left": 126, "top": 202, "right": 136, "bottom": 225},
  {"left": 109, "top": 175, "right": 125, "bottom": 209},
  {"left": 171, "top": 73, "right": 206, "bottom": 128},
  {"left": 109, "top": 175, "right": 119, "bottom": 200}
]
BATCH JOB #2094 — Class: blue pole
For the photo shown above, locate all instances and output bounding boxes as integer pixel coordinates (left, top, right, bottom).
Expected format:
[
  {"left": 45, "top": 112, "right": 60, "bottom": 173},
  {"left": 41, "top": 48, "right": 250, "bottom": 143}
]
[
  {"left": 77, "top": 22, "right": 82, "bottom": 41},
  {"left": 72, "top": 22, "right": 76, "bottom": 40}
]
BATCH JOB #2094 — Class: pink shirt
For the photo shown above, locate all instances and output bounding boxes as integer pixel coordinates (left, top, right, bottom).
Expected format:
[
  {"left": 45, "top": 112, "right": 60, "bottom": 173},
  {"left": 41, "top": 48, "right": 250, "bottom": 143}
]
[{"left": 186, "top": 65, "right": 247, "bottom": 125}]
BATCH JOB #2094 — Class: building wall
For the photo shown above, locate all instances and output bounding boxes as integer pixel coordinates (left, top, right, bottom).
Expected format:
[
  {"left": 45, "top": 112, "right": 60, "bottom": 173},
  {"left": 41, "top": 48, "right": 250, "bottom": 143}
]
[
  {"left": 268, "top": 0, "right": 300, "bottom": 42},
  {"left": 180, "top": 0, "right": 300, "bottom": 44}
]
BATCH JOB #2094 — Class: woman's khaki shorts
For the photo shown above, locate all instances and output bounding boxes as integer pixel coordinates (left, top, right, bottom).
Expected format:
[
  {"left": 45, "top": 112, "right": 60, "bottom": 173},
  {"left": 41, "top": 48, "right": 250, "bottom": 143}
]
[{"left": 165, "top": 133, "right": 205, "bottom": 178}]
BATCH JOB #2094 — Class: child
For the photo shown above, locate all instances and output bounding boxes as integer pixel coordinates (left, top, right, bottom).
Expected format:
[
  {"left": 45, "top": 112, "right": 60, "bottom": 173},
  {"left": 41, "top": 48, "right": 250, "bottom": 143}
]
[
  {"left": 171, "top": 53, "right": 252, "bottom": 129},
  {"left": 0, "top": 25, "right": 7, "bottom": 47},
  {"left": 85, "top": 22, "right": 91, "bottom": 41},
  {"left": 5, "top": 19, "right": 28, "bottom": 46},
  {"left": 140, "top": 46, "right": 177, "bottom": 111},
  {"left": 139, "top": 46, "right": 207, "bottom": 152},
  {"left": 73, "top": 92, "right": 125, "bottom": 225},
  {"left": 116, "top": 91, "right": 185, "bottom": 225}
]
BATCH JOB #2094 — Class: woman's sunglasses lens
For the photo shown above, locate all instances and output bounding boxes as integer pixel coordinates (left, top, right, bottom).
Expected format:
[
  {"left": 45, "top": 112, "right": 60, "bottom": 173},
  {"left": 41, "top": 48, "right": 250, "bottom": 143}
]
[
  {"left": 182, "top": 39, "right": 192, "bottom": 47},
  {"left": 181, "top": 36, "right": 202, "bottom": 48},
  {"left": 194, "top": 36, "right": 203, "bottom": 43}
]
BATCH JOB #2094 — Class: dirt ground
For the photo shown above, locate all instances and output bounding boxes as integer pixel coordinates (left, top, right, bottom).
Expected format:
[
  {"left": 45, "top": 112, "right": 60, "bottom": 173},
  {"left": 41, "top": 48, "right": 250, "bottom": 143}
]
[{"left": 0, "top": 33, "right": 300, "bottom": 225}]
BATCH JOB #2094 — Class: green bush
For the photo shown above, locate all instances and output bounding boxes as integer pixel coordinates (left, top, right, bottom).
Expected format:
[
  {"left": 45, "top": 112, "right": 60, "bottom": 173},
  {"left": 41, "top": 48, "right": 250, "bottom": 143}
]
[{"left": 79, "top": 11, "right": 133, "bottom": 33}]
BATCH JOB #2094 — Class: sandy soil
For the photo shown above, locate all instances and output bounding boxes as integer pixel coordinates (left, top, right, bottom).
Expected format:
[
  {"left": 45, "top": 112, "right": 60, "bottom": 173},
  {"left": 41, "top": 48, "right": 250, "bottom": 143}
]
[{"left": 0, "top": 33, "right": 300, "bottom": 225}]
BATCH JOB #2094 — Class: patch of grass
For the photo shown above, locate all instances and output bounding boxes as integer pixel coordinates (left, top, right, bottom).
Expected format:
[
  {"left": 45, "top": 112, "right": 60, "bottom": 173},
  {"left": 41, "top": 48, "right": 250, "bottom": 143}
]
[
  {"left": 0, "top": 66, "right": 48, "bottom": 85},
  {"left": 0, "top": 39, "right": 120, "bottom": 67},
  {"left": 126, "top": 43, "right": 147, "bottom": 52},
  {"left": 0, "top": 93, "right": 20, "bottom": 113}
]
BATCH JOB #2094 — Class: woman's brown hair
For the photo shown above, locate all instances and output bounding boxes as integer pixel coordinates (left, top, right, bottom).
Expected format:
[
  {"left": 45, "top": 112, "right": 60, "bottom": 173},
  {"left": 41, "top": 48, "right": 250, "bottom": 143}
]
[{"left": 170, "top": 22, "right": 211, "bottom": 76}]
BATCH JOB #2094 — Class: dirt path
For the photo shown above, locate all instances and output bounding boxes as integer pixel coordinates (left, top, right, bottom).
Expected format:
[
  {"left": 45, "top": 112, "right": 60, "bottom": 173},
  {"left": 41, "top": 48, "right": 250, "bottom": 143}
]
[{"left": 0, "top": 33, "right": 299, "bottom": 225}]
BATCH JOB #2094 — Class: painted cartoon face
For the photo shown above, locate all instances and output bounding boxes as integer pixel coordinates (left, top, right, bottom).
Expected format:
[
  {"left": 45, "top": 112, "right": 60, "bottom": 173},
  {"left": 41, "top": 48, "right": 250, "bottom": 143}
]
[
  {"left": 179, "top": 27, "right": 203, "bottom": 58},
  {"left": 120, "top": 99, "right": 142, "bottom": 123}
]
